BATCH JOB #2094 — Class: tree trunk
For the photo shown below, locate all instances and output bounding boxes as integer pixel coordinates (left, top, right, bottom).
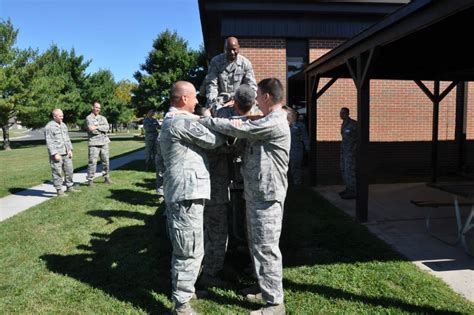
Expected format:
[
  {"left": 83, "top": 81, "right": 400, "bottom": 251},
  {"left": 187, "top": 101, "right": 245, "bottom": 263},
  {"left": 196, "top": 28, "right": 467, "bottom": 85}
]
[{"left": 2, "top": 125, "right": 11, "bottom": 150}]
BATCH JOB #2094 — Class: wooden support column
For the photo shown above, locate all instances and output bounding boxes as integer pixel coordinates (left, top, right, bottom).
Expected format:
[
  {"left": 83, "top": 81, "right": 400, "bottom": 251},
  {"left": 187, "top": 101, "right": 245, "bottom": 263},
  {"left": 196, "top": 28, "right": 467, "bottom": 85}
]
[
  {"left": 414, "top": 80, "right": 458, "bottom": 183},
  {"left": 455, "top": 82, "right": 467, "bottom": 171},
  {"left": 346, "top": 48, "right": 377, "bottom": 223},
  {"left": 307, "top": 75, "right": 319, "bottom": 186}
]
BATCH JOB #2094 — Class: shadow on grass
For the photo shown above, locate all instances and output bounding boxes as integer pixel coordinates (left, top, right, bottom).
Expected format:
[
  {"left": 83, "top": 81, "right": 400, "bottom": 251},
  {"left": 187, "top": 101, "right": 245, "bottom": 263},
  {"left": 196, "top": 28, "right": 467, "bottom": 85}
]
[
  {"left": 108, "top": 189, "right": 158, "bottom": 208},
  {"left": 41, "top": 204, "right": 173, "bottom": 314},
  {"left": 283, "top": 279, "right": 463, "bottom": 315},
  {"left": 281, "top": 187, "right": 403, "bottom": 266},
  {"left": 135, "top": 178, "right": 157, "bottom": 190}
]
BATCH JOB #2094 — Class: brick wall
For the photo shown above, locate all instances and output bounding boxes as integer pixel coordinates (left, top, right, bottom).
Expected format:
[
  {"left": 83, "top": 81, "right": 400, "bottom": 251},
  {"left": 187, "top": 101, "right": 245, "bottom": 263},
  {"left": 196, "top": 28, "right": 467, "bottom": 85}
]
[
  {"left": 238, "top": 38, "right": 287, "bottom": 101},
  {"left": 237, "top": 38, "right": 473, "bottom": 183}
]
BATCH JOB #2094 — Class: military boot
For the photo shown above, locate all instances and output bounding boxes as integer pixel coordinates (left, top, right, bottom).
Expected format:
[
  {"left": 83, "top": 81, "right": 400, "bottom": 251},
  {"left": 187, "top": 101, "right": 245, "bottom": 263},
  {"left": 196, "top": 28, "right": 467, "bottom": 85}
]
[
  {"left": 341, "top": 190, "right": 356, "bottom": 199},
  {"left": 172, "top": 301, "right": 198, "bottom": 315},
  {"left": 57, "top": 189, "right": 67, "bottom": 197},
  {"left": 338, "top": 188, "right": 348, "bottom": 196},
  {"left": 250, "top": 303, "right": 285, "bottom": 315},
  {"left": 104, "top": 177, "right": 113, "bottom": 184},
  {"left": 87, "top": 180, "right": 94, "bottom": 187},
  {"left": 66, "top": 186, "right": 81, "bottom": 193}
]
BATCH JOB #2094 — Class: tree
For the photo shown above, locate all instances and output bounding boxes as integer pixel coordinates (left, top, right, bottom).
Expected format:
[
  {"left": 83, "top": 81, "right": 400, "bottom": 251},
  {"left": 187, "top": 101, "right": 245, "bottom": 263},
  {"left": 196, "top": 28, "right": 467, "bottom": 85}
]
[
  {"left": 132, "top": 30, "right": 207, "bottom": 115},
  {"left": 22, "top": 45, "right": 90, "bottom": 129},
  {"left": 114, "top": 80, "right": 137, "bottom": 129},
  {"left": 0, "top": 19, "right": 36, "bottom": 150}
]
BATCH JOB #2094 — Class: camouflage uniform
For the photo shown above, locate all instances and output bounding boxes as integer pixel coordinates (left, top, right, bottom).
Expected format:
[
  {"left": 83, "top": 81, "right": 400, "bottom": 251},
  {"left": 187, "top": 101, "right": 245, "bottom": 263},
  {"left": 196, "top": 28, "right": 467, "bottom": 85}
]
[
  {"left": 203, "top": 53, "right": 257, "bottom": 109},
  {"left": 340, "top": 118, "right": 358, "bottom": 193},
  {"left": 160, "top": 109, "right": 224, "bottom": 306},
  {"left": 200, "top": 107, "right": 290, "bottom": 305},
  {"left": 289, "top": 121, "right": 309, "bottom": 185},
  {"left": 143, "top": 117, "right": 159, "bottom": 165},
  {"left": 201, "top": 106, "right": 238, "bottom": 277},
  {"left": 44, "top": 120, "right": 74, "bottom": 190},
  {"left": 86, "top": 113, "right": 111, "bottom": 181},
  {"left": 155, "top": 135, "right": 164, "bottom": 196}
]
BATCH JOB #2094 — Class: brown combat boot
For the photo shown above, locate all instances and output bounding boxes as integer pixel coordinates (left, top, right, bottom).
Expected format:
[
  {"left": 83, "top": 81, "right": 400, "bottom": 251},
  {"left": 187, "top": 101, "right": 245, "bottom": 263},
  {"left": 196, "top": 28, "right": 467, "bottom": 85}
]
[
  {"left": 172, "top": 301, "right": 198, "bottom": 315},
  {"left": 250, "top": 303, "right": 285, "bottom": 315},
  {"left": 56, "top": 189, "right": 67, "bottom": 197}
]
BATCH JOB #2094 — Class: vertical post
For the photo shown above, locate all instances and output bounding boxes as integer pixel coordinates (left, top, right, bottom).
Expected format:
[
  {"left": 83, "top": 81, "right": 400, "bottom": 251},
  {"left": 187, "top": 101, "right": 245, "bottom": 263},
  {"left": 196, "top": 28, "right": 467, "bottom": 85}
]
[
  {"left": 356, "top": 77, "right": 370, "bottom": 222},
  {"left": 307, "top": 75, "right": 319, "bottom": 186},
  {"left": 455, "top": 82, "right": 467, "bottom": 172},
  {"left": 431, "top": 81, "right": 440, "bottom": 183}
]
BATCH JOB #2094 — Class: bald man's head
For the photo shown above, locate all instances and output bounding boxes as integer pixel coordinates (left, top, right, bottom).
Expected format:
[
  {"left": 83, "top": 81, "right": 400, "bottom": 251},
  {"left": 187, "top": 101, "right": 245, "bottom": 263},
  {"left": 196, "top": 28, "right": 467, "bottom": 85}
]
[
  {"left": 52, "top": 108, "right": 64, "bottom": 123},
  {"left": 170, "top": 81, "right": 198, "bottom": 113},
  {"left": 224, "top": 36, "right": 240, "bottom": 61}
]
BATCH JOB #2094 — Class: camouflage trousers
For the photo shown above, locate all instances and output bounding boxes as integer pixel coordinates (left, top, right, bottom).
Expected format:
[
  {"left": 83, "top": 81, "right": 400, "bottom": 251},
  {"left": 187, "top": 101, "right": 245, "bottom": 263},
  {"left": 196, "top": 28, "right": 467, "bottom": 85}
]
[
  {"left": 202, "top": 203, "right": 228, "bottom": 277},
  {"left": 246, "top": 200, "right": 284, "bottom": 305},
  {"left": 289, "top": 152, "right": 304, "bottom": 185},
  {"left": 87, "top": 144, "right": 110, "bottom": 181},
  {"left": 49, "top": 154, "right": 74, "bottom": 190},
  {"left": 145, "top": 138, "right": 157, "bottom": 164},
  {"left": 167, "top": 199, "right": 205, "bottom": 305},
  {"left": 340, "top": 152, "right": 356, "bottom": 192}
]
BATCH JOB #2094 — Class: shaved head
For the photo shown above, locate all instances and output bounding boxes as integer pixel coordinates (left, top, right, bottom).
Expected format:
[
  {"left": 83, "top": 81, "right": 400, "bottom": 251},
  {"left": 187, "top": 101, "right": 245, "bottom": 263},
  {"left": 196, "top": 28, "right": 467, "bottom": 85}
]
[
  {"left": 225, "top": 36, "right": 239, "bottom": 48},
  {"left": 224, "top": 36, "right": 240, "bottom": 61},
  {"left": 170, "top": 81, "right": 198, "bottom": 112}
]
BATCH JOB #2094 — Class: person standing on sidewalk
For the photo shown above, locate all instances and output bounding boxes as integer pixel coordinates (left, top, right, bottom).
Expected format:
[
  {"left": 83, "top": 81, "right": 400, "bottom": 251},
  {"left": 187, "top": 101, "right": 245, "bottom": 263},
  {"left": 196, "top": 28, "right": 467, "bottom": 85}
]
[
  {"left": 44, "top": 108, "right": 79, "bottom": 196},
  {"left": 86, "top": 101, "right": 112, "bottom": 186}
]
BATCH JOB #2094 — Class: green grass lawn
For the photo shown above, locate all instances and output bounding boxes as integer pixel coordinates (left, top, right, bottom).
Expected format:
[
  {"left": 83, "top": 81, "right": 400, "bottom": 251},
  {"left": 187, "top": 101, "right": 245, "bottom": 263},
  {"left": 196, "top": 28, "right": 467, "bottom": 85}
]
[
  {"left": 0, "top": 137, "right": 144, "bottom": 197},
  {"left": 0, "top": 160, "right": 472, "bottom": 314}
]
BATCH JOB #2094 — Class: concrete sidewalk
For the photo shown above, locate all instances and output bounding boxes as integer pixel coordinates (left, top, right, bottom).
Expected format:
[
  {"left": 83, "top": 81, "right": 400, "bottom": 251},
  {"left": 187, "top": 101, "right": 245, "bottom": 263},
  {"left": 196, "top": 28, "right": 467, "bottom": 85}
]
[
  {"left": 0, "top": 149, "right": 144, "bottom": 222},
  {"left": 316, "top": 183, "right": 474, "bottom": 302}
]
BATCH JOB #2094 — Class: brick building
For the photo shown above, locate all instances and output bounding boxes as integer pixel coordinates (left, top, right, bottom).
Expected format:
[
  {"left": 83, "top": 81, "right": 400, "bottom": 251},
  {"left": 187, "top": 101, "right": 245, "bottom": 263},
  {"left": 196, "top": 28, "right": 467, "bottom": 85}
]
[{"left": 198, "top": 0, "right": 473, "bottom": 184}]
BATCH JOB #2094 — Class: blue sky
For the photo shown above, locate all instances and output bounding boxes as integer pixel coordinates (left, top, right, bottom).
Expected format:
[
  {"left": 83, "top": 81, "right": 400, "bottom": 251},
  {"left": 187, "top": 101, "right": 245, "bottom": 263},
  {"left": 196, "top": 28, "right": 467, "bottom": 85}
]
[{"left": 0, "top": 0, "right": 204, "bottom": 82}]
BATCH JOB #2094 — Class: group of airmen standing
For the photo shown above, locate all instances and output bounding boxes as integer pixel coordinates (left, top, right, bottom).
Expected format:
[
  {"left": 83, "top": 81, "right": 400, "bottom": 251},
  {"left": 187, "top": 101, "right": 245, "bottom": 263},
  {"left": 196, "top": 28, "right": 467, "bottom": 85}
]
[
  {"left": 44, "top": 35, "right": 357, "bottom": 315},
  {"left": 44, "top": 101, "right": 112, "bottom": 197},
  {"left": 150, "top": 36, "right": 296, "bottom": 315}
]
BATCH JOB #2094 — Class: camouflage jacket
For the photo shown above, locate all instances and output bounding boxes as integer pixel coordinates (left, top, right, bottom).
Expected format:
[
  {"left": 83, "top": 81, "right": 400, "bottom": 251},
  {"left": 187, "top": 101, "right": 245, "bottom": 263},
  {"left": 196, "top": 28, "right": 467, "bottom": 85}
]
[
  {"left": 340, "top": 118, "right": 358, "bottom": 155},
  {"left": 86, "top": 113, "right": 110, "bottom": 146},
  {"left": 44, "top": 120, "right": 73, "bottom": 156},
  {"left": 143, "top": 117, "right": 159, "bottom": 141},
  {"left": 204, "top": 53, "right": 257, "bottom": 107},
  {"left": 200, "top": 107, "right": 291, "bottom": 203},
  {"left": 290, "top": 121, "right": 310, "bottom": 157},
  {"left": 159, "top": 108, "right": 225, "bottom": 203}
]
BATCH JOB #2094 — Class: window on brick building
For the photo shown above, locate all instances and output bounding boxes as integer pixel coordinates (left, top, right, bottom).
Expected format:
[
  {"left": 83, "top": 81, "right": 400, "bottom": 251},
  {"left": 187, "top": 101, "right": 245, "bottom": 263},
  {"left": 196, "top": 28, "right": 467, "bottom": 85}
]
[{"left": 287, "top": 39, "right": 308, "bottom": 109}]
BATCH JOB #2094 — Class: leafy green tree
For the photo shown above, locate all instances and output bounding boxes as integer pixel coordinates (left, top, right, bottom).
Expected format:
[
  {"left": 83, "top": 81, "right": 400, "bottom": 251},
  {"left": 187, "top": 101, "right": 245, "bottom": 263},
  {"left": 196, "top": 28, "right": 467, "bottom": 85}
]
[
  {"left": 114, "top": 79, "right": 137, "bottom": 129},
  {"left": 0, "top": 19, "right": 37, "bottom": 150},
  {"left": 22, "top": 45, "right": 90, "bottom": 129},
  {"left": 132, "top": 30, "right": 207, "bottom": 115}
]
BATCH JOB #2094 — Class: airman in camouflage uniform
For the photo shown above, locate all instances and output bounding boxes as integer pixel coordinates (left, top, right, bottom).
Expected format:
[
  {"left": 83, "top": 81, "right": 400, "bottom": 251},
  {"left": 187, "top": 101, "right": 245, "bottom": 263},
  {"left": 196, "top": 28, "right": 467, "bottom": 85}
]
[
  {"left": 44, "top": 108, "right": 76, "bottom": 196},
  {"left": 203, "top": 36, "right": 257, "bottom": 111},
  {"left": 86, "top": 101, "right": 111, "bottom": 185},
  {"left": 160, "top": 81, "right": 224, "bottom": 315},
  {"left": 200, "top": 78, "right": 289, "bottom": 315},
  {"left": 199, "top": 84, "right": 259, "bottom": 288},
  {"left": 143, "top": 109, "right": 160, "bottom": 170},
  {"left": 286, "top": 110, "right": 309, "bottom": 186},
  {"left": 339, "top": 107, "right": 358, "bottom": 199},
  {"left": 155, "top": 135, "right": 164, "bottom": 197}
]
